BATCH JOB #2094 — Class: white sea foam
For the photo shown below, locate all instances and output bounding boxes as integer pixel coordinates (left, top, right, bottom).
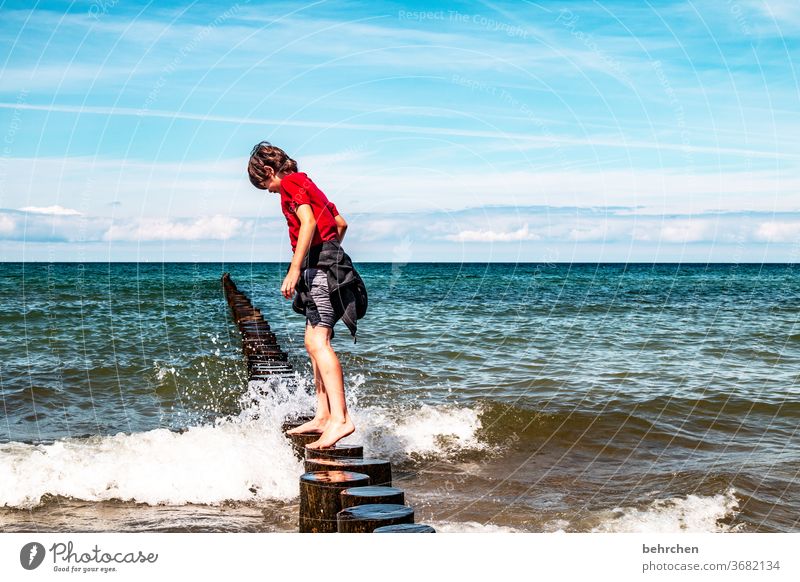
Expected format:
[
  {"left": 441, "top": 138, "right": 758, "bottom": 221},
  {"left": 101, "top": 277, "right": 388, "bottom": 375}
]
[
  {"left": 0, "top": 374, "right": 487, "bottom": 509},
  {"left": 0, "top": 414, "right": 303, "bottom": 509},
  {"left": 350, "top": 402, "right": 487, "bottom": 461},
  {"left": 428, "top": 521, "right": 521, "bottom": 533},
  {"left": 590, "top": 488, "right": 742, "bottom": 533},
  {"left": 542, "top": 518, "right": 571, "bottom": 533},
  {"left": 153, "top": 361, "right": 177, "bottom": 381}
]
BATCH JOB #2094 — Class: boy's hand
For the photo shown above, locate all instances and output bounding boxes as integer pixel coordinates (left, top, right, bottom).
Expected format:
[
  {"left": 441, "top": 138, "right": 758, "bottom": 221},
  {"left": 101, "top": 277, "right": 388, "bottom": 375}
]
[{"left": 281, "top": 267, "right": 301, "bottom": 299}]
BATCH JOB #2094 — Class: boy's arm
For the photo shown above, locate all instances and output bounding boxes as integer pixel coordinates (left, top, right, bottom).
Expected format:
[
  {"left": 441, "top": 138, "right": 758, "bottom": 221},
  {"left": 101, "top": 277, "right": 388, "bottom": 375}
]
[
  {"left": 281, "top": 204, "right": 316, "bottom": 299},
  {"left": 326, "top": 201, "right": 347, "bottom": 242},
  {"left": 334, "top": 214, "right": 348, "bottom": 242}
]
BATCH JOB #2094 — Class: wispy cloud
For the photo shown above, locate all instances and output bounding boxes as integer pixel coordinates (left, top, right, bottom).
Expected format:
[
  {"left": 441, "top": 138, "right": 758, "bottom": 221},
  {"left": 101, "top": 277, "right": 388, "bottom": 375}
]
[
  {"left": 102, "top": 215, "right": 248, "bottom": 241},
  {"left": 0, "top": 209, "right": 258, "bottom": 243},
  {"left": 19, "top": 205, "right": 81, "bottom": 216},
  {"left": 1, "top": 102, "right": 793, "bottom": 161},
  {"left": 362, "top": 205, "right": 800, "bottom": 245},
  {"left": 2, "top": 205, "right": 798, "bottom": 263},
  {"left": 2, "top": 1, "right": 798, "bottom": 261},
  {"left": 743, "top": 0, "right": 800, "bottom": 34},
  {"left": 0, "top": 209, "right": 94, "bottom": 242},
  {"left": 444, "top": 223, "right": 540, "bottom": 242},
  {"left": 632, "top": 218, "right": 720, "bottom": 243},
  {"left": 2, "top": 154, "right": 798, "bottom": 227}
]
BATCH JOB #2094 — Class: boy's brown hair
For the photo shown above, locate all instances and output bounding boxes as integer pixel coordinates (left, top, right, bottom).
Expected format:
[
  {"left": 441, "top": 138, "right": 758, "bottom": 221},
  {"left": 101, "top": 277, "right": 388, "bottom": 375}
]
[{"left": 247, "top": 141, "right": 298, "bottom": 189}]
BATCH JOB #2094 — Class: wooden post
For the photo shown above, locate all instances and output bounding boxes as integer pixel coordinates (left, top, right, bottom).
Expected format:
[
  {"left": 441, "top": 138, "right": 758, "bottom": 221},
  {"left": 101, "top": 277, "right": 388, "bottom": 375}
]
[
  {"left": 340, "top": 485, "right": 404, "bottom": 509},
  {"left": 235, "top": 310, "right": 260, "bottom": 318},
  {"left": 250, "top": 373, "right": 295, "bottom": 382},
  {"left": 250, "top": 362, "right": 293, "bottom": 374},
  {"left": 299, "top": 471, "right": 370, "bottom": 533},
  {"left": 242, "top": 332, "right": 277, "bottom": 342},
  {"left": 223, "top": 274, "right": 295, "bottom": 385},
  {"left": 287, "top": 432, "right": 322, "bottom": 458},
  {"left": 304, "top": 443, "right": 363, "bottom": 460},
  {"left": 247, "top": 353, "right": 288, "bottom": 363},
  {"left": 250, "top": 371, "right": 294, "bottom": 381},
  {"left": 245, "top": 347, "right": 282, "bottom": 357},
  {"left": 237, "top": 315, "right": 264, "bottom": 323},
  {"left": 241, "top": 324, "right": 272, "bottom": 333},
  {"left": 248, "top": 354, "right": 288, "bottom": 362},
  {"left": 244, "top": 344, "right": 280, "bottom": 356},
  {"left": 374, "top": 524, "right": 436, "bottom": 533},
  {"left": 304, "top": 457, "right": 392, "bottom": 486},
  {"left": 242, "top": 338, "right": 278, "bottom": 347},
  {"left": 336, "top": 504, "right": 414, "bottom": 533}
]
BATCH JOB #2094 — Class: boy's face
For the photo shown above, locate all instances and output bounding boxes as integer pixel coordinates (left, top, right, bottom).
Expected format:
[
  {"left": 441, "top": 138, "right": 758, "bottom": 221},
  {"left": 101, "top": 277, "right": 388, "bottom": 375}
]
[{"left": 261, "top": 169, "right": 281, "bottom": 193}]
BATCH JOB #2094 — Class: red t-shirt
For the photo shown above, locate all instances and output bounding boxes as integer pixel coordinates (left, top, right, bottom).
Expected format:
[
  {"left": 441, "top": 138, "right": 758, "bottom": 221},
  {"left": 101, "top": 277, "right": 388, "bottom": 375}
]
[{"left": 280, "top": 172, "right": 340, "bottom": 252}]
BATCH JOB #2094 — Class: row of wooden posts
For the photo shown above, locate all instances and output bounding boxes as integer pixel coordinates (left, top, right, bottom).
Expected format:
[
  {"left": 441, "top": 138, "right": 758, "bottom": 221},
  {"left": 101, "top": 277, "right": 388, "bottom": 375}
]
[
  {"left": 222, "top": 273, "right": 435, "bottom": 533},
  {"left": 221, "top": 273, "right": 295, "bottom": 382}
]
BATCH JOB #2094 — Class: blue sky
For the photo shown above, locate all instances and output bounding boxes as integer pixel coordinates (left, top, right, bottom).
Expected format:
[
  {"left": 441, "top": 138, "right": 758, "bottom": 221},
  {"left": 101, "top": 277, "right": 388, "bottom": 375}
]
[{"left": 0, "top": 0, "right": 798, "bottom": 262}]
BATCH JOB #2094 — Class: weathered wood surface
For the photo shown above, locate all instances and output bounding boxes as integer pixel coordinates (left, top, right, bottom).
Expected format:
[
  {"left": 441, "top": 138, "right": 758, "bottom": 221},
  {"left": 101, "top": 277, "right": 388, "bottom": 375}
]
[
  {"left": 303, "top": 443, "right": 364, "bottom": 460},
  {"left": 337, "top": 503, "right": 414, "bottom": 533},
  {"left": 304, "top": 457, "right": 392, "bottom": 486},
  {"left": 373, "top": 523, "right": 435, "bottom": 533},
  {"left": 287, "top": 432, "right": 323, "bottom": 458},
  {"left": 299, "top": 471, "right": 371, "bottom": 533},
  {"left": 340, "top": 485, "right": 404, "bottom": 509}
]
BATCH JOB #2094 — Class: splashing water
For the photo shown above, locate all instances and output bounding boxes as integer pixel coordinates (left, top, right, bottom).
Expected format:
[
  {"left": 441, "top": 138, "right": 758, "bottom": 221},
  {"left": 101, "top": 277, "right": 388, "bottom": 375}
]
[
  {"left": 590, "top": 488, "right": 742, "bottom": 533},
  {"left": 0, "top": 373, "right": 488, "bottom": 509}
]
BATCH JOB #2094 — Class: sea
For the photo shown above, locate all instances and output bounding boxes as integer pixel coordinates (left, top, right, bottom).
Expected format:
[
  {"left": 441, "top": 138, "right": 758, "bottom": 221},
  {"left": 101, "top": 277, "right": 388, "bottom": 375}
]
[{"left": 0, "top": 262, "right": 798, "bottom": 533}]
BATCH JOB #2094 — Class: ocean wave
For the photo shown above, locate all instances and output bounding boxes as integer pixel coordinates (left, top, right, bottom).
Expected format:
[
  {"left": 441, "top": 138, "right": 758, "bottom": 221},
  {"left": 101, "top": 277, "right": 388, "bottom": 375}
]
[
  {"left": 0, "top": 421, "right": 303, "bottom": 510},
  {"left": 0, "top": 374, "right": 488, "bottom": 509},
  {"left": 474, "top": 397, "right": 799, "bottom": 450},
  {"left": 589, "top": 488, "right": 742, "bottom": 533}
]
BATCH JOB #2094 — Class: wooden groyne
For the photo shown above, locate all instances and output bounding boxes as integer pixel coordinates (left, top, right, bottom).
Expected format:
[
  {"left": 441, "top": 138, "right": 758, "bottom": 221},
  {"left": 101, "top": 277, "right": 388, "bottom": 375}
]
[
  {"left": 222, "top": 273, "right": 435, "bottom": 533},
  {"left": 221, "top": 273, "right": 294, "bottom": 382}
]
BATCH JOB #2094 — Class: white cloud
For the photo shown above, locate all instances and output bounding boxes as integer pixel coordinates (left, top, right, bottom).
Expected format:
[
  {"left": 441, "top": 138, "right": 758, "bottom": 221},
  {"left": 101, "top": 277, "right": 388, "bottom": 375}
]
[
  {"left": 0, "top": 65, "right": 149, "bottom": 91},
  {"left": 2, "top": 149, "right": 799, "bottom": 225},
  {"left": 636, "top": 219, "right": 719, "bottom": 243},
  {"left": 102, "top": 215, "right": 248, "bottom": 242},
  {"left": 0, "top": 215, "right": 15, "bottom": 234},
  {"left": 18, "top": 205, "right": 82, "bottom": 216},
  {"left": 444, "top": 223, "right": 540, "bottom": 242},
  {"left": 753, "top": 221, "right": 800, "bottom": 243},
  {"left": 313, "top": 166, "right": 800, "bottom": 215},
  {"left": 568, "top": 222, "right": 626, "bottom": 242},
  {"left": 414, "top": 208, "right": 800, "bottom": 246},
  {"left": 748, "top": 0, "right": 800, "bottom": 31}
]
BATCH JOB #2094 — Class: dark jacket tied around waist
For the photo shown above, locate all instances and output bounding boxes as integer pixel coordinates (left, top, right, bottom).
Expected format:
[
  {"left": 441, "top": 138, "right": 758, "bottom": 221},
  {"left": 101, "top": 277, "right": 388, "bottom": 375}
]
[{"left": 291, "top": 240, "right": 368, "bottom": 342}]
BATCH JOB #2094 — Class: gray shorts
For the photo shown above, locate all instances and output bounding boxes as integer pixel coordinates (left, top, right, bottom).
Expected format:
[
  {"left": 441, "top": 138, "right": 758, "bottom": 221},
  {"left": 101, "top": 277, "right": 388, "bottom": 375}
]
[{"left": 303, "top": 267, "right": 340, "bottom": 334}]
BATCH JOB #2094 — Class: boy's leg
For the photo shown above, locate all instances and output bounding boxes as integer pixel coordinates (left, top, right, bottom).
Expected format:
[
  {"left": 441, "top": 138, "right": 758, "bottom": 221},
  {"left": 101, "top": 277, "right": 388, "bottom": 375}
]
[
  {"left": 286, "top": 321, "right": 331, "bottom": 435},
  {"left": 305, "top": 324, "right": 354, "bottom": 449}
]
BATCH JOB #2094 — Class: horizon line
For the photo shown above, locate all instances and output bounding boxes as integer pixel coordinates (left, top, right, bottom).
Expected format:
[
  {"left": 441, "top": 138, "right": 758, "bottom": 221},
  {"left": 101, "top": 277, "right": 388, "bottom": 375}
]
[{"left": 2, "top": 261, "right": 797, "bottom": 266}]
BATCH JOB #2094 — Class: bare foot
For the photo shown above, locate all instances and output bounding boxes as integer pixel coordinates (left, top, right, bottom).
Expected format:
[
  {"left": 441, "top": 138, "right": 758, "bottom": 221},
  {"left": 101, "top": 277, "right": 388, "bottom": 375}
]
[
  {"left": 306, "top": 418, "right": 355, "bottom": 449},
  {"left": 286, "top": 417, "right": 329, "bottom": 435}
]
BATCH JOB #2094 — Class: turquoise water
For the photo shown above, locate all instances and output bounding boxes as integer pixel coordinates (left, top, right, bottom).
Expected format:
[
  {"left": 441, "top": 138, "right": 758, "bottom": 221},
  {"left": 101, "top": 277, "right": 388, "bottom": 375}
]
[{"left": 0, "top": 262, "right": 798, "bottom": 532}]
